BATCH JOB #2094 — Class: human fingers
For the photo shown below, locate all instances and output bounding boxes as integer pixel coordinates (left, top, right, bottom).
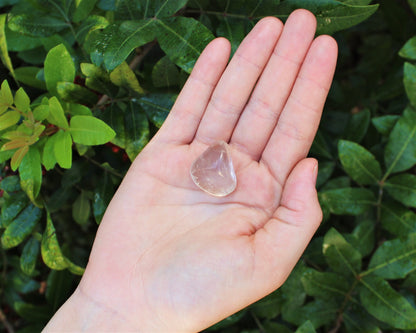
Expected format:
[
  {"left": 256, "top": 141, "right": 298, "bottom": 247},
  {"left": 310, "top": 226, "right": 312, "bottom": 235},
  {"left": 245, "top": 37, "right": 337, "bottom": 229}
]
[
  {"left": 230, "top": 9, "right": 316, "bottom": 160},
  {"left": 155, "top": 37, "right": 231, "bottom": 145},
  {"left": 251, "top": 158, "right": 322, "bottom": 293},
  {"left": 261, "top": 35, "right": 338, "bottom": 186},
  {"left": 193, "top": 17, "right": 283, "bottom": 145}
]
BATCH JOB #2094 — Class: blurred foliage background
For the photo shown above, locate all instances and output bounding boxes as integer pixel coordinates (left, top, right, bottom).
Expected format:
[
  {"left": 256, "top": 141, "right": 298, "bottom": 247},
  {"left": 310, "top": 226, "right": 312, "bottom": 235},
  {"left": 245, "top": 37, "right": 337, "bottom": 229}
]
[{"left": 0, "top": 0, "right": 416, "bottom": 332}]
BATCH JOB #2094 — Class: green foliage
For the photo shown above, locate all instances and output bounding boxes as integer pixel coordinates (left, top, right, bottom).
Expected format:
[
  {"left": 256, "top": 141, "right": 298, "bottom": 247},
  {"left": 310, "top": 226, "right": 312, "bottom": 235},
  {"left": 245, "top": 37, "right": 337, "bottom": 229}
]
[{"left": 0, "top": 0, "right": 414, "bottom": 332}]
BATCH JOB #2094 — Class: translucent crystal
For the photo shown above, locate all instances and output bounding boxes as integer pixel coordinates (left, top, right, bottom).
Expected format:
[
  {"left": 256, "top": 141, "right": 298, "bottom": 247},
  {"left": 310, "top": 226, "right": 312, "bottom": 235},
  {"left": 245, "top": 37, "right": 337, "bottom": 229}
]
[{"left": 190, "top": 141, "right": 237, "bottom": 197}]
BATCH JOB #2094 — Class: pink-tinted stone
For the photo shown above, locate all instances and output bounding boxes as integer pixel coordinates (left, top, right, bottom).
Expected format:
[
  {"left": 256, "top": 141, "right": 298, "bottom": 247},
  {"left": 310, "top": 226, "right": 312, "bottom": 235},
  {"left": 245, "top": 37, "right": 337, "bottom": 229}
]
[{"left": 190, "top": 141, "right": 237, "bottom": 197}]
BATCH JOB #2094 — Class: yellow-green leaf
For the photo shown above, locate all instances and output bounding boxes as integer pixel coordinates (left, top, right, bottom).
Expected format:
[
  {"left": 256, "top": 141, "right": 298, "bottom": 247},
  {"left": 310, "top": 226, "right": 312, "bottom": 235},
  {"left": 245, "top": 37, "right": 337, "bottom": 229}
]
[
  {"left": 0, "top": 110, "right": 20, "bottom": 131},
  {"left": 69, "top": 115, "right": 115, "bottom": 145},
  {"left": 0, "top": 80, "right": 13, "bottom": 114},
  {"left": 14, "top": 87, "right": 31, "bottom": 113},
  {"left": 47, "top": 97, "right": 68, "bottom": 129},
  {"left": 53, "top": 130, "right": 72, "bottom": 169},
  {"left": 11, "top": 145, "right": 29, "bottom": 171},
  {"left": 19, "top": 146, "right": 42, "bottom": 202},
  {"left": 0, "top": 14, "right": 15, "bottom": 79}
]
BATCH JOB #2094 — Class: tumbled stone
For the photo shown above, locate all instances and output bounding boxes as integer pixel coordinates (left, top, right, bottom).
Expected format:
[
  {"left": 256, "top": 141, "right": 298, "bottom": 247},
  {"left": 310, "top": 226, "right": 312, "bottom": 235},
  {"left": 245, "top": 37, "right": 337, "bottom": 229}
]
[{"left": 190, "top": 141, "right": 237, "bottom": 197}]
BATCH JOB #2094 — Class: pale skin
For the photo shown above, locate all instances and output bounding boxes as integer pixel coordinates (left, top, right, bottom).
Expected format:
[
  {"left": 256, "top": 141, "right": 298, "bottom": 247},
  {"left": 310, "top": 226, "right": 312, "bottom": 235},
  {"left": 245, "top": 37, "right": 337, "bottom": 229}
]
[{"left": 44, "top": 9, "right": 338, "bottom": 333}]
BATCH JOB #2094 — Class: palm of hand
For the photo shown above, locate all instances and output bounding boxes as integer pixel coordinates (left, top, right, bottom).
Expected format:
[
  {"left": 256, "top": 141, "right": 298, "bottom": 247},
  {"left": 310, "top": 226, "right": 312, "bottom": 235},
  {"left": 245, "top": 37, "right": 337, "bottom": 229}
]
[{"left": 78, "top": 10, "right": 337, "bottom": 333}]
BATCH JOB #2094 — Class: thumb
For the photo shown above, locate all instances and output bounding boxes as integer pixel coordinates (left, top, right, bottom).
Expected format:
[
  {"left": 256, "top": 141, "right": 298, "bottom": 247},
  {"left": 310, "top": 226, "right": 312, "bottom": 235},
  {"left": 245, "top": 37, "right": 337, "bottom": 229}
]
[{"left": 253, "top": 158, "right": 322, "bottom": 291}]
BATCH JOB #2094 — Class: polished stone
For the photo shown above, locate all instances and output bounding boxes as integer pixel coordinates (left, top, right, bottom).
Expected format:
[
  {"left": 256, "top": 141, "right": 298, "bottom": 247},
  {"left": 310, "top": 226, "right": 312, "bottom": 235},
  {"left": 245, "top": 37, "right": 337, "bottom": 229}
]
[{"left": 190, "top": 141, "right": 237, "bottom": 197}]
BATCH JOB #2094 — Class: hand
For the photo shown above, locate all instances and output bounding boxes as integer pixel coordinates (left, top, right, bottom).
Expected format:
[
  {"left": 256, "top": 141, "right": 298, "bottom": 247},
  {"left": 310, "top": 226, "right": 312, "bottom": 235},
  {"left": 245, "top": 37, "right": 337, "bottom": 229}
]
[{"left": 44, "top": 9, "right": 337, "bottom": 333}]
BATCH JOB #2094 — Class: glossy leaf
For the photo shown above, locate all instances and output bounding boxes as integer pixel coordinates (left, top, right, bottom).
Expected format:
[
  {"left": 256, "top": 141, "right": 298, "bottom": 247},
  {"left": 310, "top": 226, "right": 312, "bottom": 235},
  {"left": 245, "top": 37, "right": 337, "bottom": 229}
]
[
  {"left": 359, "top": 275, "right": 416, "bottom": 329},
  {"left": 10, "top": 145, "right": 29, "bottom": 171},
  {"left": 41, "top": 212, "right": 68, "bottom": 271},
  {"left": 380, "top": 202, "right": 416, "bottom": 237},
  {"left": 156, "top": 17, "right": 215, "bottom": 73},
  {"left": 0, "top": 192, "right": 28, "bottom": 228},
  {"left": 14, "top": 87, "right": 30, "bottom": 113},
  {"left": 338, "top": 140, "right": 381, "bottom": 185},
  {"left": 19, "top": 147, "right": 42, "bottom": 202},
  {"left": 47, "top": 97, "right": 69, "bottom": 129},
  {"left": 93, "top": 172, "right": 115, "bottom": 224},
  {"left": 384, "top": 108, "right": 416, "bottom": 174},
  {"left": 385, "top": 173, "right": 416, "bottom": 208},
  {"left": 364, "top": 234, "right": 416, "bottom": 279},
  {"left": 81, "top": 63, "right": 117, "bottom": 96},
  {"left": 144, "top": 0, "right": 188, "bottom": 18},
  {"left": 42, "top": 135, "right": 58, "bottom": 171},
  {"left": 138, "top": 93, "right": 175, "bottom": 128},
  {"left": 0, "top": 80, "right": 13, "bottom": 114},
  {"left": 371, "top": 115, "right": 399, "bottom": 136},
  {"left": 1, "top": 204, "right": 42, "bottom": 249},
  {"left": 8, "top": 14, "right": 67, "bottom": 37},
  {"left": 44, "top": 44, "right": 76, "bottom": 96},
  {"left": 318, "top": 188, "right": 375, "bottom": 215},
  {"left": 110, "top": 61, "right": 144, "bottom": 95},
  {"left": 69, "top": 115, "right": 116, "bottom": 145},
  {"left": 53, "top": 130, "right": 72, "bottom": 169},
  {"left": 323, "top": 228, "right": 362, "bottom": 276},
  {"left": 0, "top": 175, "right": 20, "bottom": 192},
  {"left": 399, "top": 36, "right": 416, "bottom": 60},
  {"left": 72, "top": 0, "right": 98, "bottom": 22},
  {"left": 20, "top": 237, "right": 40, "bottom": 276},
  {"left": 404, "top": 62, "right": 416, "bottom": 107},
  {"left": 57, "top": 82, "right": 98, "bottom": 105}
]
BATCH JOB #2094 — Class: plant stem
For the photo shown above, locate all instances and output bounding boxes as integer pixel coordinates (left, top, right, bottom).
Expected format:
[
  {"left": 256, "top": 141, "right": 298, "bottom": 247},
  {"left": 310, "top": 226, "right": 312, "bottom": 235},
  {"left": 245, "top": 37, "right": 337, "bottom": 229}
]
[{"left": 0, "top": 309, "right": 14, "bottom": 333}]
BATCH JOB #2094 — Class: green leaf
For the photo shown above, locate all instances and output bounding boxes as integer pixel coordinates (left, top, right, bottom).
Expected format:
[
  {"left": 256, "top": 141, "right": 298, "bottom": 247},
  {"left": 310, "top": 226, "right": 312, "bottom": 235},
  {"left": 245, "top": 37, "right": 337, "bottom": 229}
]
[
  {"left": 47, "top": 97, "right": 68, "bottom": 129},
  {"left": 409, "top": 0, "right": 416, "bottom": 15},
  {"left": 11, "top": 146, "right": 29, "bottom": 171},
  {"left": 69, "top": 115, "right": 116, "bottom": 145},
  {"left": 44, "top": 44, "right": 76, "bottom": 96},
  {"left": 72, "top": 191, "right": 90, "bottom": 226},
  {"left": 359, "top": 275, "right": 416, "bottom": 329},
  {"left": 0, "top": 80, "right": 13, "bottom": 114},
  {"left": 316, "top": 161, "right": 335, "bottom": 187},
  {"left": 384, "top": 108, "right": 416, "bottom": 175},
  {"left": 19, "top": 147, "right": 42, "bottom": 202},
  {"left": 33, "top": 105, "right": 50, "bottom": 121},
  {"left": 8, "top": 14, "right": 68, "bottom": 37},
  {"left": 385, "top": 173, "right": 416, "bottom": 208},
  {"left": 1, "top": 204, "right": 42, "bottom": 249},
  {"left": 138, "top": 93, "right": 175, "bottom": 128},
  {"left": 46, "top": 270, "right": 75, "bottom": 311},
  {"left": 216, "top": 16, "right": 245, "bottom": 56},
  {"left": 14, "top": 88, "right": 30, "bottom": 113},
  {"left": 20, "top": 237, "right": 40, "bottom": 276},
  {"left": 14, "top": 67, "right": 47, "bottom": 90},
  {"left": 72, "top": 0, "right": 99, "bottom": 22},
  {"left": 152, "top": 56, "right": 180, "bottom": 88},
  {"left": 338, "top": 140, "right": 381, "bottom": 185},
  {"left": 380, "top": 202, "right": 416, "bottom": 237},
  {"left": 155, "top": 17, "right": 215, "bottom": 73},
  {"left": 53, "top": 130, "right": 72, "bottom": 169},
  {"left": 364, "top": 234, "right": 416, "bottom": 280},
  {"left": 276, "top": 1, "right": 379, "bottom": 35},
  {"left": 110, "top": 61, "right": 144, "bottom": 95},
  {"left": 80, "top": 63, "right": 117, "bottom": 96},
  {"left": 92, "top": 172, "right": 115, "bottom": 224},
  {"left": 323, "top": 228, "right": 362, "bottom": 276},
  {"left": 0, "top": 14, "right": 15, "bottom": 78},
  {"left": 0, "top": 175, "right": 20, "bottom": 192},
  {"left": 348, "top": 220, "right": 375, "bottom": 257},
  {"left": 144, "top": 0, "right": 188, "bottom": 18},
  {"left": 103, "top": 19, "right": 156, "bottom": 70},
  {"left": 57, "top": 82, "right": 98, "bottom": 105},
  {"left": 295, "top": 321, "right": 316, "bottom": 333},
  {"left": 318, "top": 188, "right": 375, "bottom": 215},
  {"left": 41, "top": 211, "right": 68, "bottom": 271},
  {"left": 372, "top": 115, "right": 399, "bottom": 136},
  {"left": 404, "top": 62, "right": 416, "bottom": 107},
  {"left": 310, "top": 130, "right": 333, "bottom": 159},
  {"left": 0, "top": 110, "right": 20, "bottom": 131},
  {"left": 250, "top": 290, "right": 282, "bottom": 319},
  {"left": 0, "top": 192, "right": 28, "bottom": 228},
  {"left": 123, "top": 102, "right": 149, "bottom": 160},
  {"left": 42, "top": 135, "right": 57, "bottom": 171},
  {"left": 301, "top": 269, "right": 350, "bottom": 300},
  {"left": 343, "top": 108, "right": 371, "bottom": 143},
  {"left": 399, "top": 36, "right": 416, "bottom": 60}
]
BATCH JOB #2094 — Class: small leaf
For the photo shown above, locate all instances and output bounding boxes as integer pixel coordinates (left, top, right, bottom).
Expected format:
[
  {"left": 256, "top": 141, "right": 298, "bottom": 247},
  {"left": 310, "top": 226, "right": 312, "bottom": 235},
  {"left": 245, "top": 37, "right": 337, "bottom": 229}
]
[
  {"left": 399, "top": 36, "right": 416, "bottom": 60},
  {"left": 53, "top": 130, "right": 73, "bottom": 169},
  {"left": 44, "top": 44, "right": 76, "bottom": 96},
  {"left": 20, "top": 237, "right": 40, "bottom": 276},
  {"left": 47, "top": 97, "right": 68, "bottom": 129},
  {"left": 359, "top": 275, "right": 416, "bottom": 329},
  {"left": 93, "top": 172, "right": 115, "bottom": 224},
  {"left": 19, "top": 146, "right": 42, "bottom": 202},
  {"left": 41, "top": 211, "right": 68, "bottom": 271},
  {"left": 348, "top": 220, "right": 375, "bottom": 257},
  {"left": 364, "top": 234, "right": 416, "bottom": 279},
  {"left": 318, "top": 188, "right": 376, "bottom": 215},
  {"left": 295, "top": 321, "right": 316, "bottom": 333},
  {"left": 0, "top": 192, "right": 28, "bottom": 228},
  {"left": 0, "top": 110, "right": 21, "bottom": 131},
  {"left": 152, "top": 56, "right": 180, "bottom": 88},
  {"left": 33, "top": 105, "right": 50, "bottom": 121},
  {"left": 1, "top": 204, "right": 42, "bottom": 249},
  {"left": 57, "top": 82, "right": 98, "bottom": 105},
  {"left": 0, "top": 175, "right": 20, "bottom": 192},
  {"left": 42, "top": 135, "right": 58, "bottom": 171},
  {"left": 14, "top": 67, "right": 46, "bottom": 90},
  {"left": 0, "top": 80, "right": 13, "bottom": 114},
  {"left": 14, "top": 88, "right": 30, "bottom": 113},
  {"left": 72, "top": 0, "right": 99, "bottom": 22},
  {"left": 8, "top": 14, "right": 67, "bottom": 37},
  {"left": 323, "top": 228, "right": 362, "bottom": 277},
  {"left": 338, "top": 140, "right": 381, "bottom": 185},
  {"left": 11, "top": 145, "right": 29, "bottom": 171},
  {"left": 69, "top": 115, "right": 115, "bottom": 145},
  {"left": 155, "top": 17, "right": 215, "bottom": 73},
  {"left": 72, "top": 191, "right": 90, "bottom": 226},
  {"left": 138, "top": 93, "right": 175, "bottom": 128},
  {"left": 372, "top": 115, "right": 399, "bottom": 136},
  {"left": 80, "top": 63, "right": 117, "bottom": 96},
  {"left": 385, "top": 173, "right": 416, "bottom": 208},
  {"left": 385, "top": 108, "right": 416, "bottom": 174},
  {"left": 343, "top": 109, "right": 371, "bottom": 143},
  {"left": 404, "top": 62, "right": 416, "bottom": 107},
  {"left": 110, "top": 62, "right": 144, "bottom": 95}
]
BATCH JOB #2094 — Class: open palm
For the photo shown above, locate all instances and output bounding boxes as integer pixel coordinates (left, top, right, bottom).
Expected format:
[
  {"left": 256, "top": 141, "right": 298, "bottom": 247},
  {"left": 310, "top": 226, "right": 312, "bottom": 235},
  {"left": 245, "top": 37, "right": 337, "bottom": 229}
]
[{"left": 44, "top": 9, "right": 337, "bottom": 333}]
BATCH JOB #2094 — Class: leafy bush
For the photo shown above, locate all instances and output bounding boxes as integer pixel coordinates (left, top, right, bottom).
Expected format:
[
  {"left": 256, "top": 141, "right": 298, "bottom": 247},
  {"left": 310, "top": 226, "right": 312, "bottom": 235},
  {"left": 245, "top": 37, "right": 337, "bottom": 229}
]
[{"left": 0, "top": 0, "right": 415, "bottom": 332}]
